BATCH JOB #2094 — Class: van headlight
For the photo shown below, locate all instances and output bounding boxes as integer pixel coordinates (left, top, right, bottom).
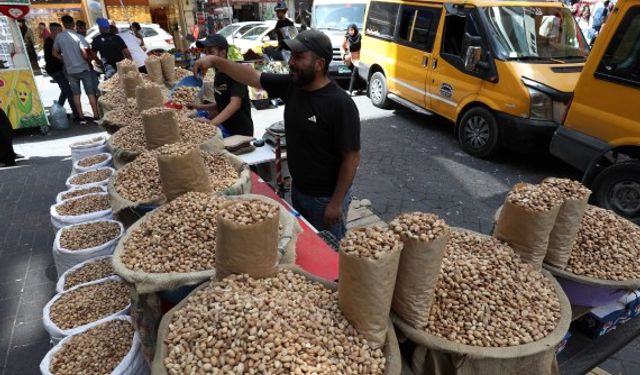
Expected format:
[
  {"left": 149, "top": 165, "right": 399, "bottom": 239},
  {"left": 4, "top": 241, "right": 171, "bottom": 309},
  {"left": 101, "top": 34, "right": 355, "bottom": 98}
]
[{"left": 527, "top": 87, "right": 552, "bottom": 121}]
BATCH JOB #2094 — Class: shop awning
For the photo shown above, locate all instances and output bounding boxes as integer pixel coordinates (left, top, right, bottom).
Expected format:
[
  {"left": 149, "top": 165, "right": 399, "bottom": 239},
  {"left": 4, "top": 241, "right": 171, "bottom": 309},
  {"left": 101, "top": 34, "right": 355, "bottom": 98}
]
[{"left": 0, "top": 0, "right": 30, "bottom": 19}]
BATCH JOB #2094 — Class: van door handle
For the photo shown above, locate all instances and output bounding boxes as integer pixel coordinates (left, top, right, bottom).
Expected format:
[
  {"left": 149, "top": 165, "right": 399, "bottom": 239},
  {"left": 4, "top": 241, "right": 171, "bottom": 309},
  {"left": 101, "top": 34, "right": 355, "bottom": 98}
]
[
  {"left": 422, "top": 56, "right": 428, "bottom": 67},
  {"left": 432, "top": 58, "right": 438, "bottom": 69}
]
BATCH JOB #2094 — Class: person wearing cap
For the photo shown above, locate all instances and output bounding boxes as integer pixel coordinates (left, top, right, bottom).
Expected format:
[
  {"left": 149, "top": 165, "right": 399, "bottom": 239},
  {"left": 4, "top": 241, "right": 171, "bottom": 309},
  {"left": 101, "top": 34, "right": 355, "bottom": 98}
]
[
  {"left": 188, "top": 34, "right": 253, "bottom": 137},
  {"left": 91, "top": 18, "right": 131, "bottom": 79},
  {"left": 193, "top": 30, "right": 360, "bottom": 240},
  {"left": 273, "top": 1, "right": 295, "bottom": 50}
]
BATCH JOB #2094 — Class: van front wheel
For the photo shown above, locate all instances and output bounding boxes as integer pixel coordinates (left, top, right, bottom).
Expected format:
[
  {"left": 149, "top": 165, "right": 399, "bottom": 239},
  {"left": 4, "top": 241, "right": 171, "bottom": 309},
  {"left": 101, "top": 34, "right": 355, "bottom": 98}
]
[
  {"left": 369, "top": 72, "right": 390, "bottom": 108},
  {"left": 591, "top": 161, "right": 640, "bottom": 224},
  {"left": 458, "top": 107, "right": 500, "bottom": 158}
]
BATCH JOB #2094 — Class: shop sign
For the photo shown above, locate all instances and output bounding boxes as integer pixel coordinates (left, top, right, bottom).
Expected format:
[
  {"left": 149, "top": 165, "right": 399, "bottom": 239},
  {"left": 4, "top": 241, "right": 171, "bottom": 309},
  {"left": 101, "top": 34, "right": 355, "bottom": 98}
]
[
  {"left": 0, "top": 0, "right": 30, "bottom": 19},
  {"left": 0, "top": 69, "right": 47, "bottom": 129}
]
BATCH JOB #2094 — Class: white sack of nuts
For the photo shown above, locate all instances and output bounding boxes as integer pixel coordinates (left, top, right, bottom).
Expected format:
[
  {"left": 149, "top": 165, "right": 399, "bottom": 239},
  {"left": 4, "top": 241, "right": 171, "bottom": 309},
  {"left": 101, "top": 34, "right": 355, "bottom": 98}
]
[
  {"left": 72, "top": 153, "right": 112, "bottom": 174},
  {"left": 40, "top": 316, "right": 147, "bottom": 375},
  {"left": 50, "top": 193, "right": 113, "bottom": 232},
  {"left": 65, "top": 167, "right": 115, "bottom": 189},
  {"left": 52, "top": 219, "right": 123, "bottom": 277},
  {"left": 56, "top": 256, "right": 115, "bottom": 293},
  {"left": 42, "top": 276, "right": 131, "bottom": 343},
  {"left": 69, "top": 136, "right": 108, "bottom": 163},
  {"left": 152, "top": 268, "right": 401, "bottom": 375},
  {"left": 112, "top": 193, "right": 300, "bottom": 294},
  {"left": 56, "top": 186, "right": 106, "bottom": 203},
  {"left": 494, "top": 183, "right": 563, "bottom": 269}
]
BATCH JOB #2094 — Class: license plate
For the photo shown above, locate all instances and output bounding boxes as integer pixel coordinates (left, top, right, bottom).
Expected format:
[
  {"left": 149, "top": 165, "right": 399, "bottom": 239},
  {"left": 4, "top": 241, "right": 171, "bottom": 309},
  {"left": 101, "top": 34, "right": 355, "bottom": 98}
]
[{"left": 338, "top": 65, "right": 352, "bottom": 74}]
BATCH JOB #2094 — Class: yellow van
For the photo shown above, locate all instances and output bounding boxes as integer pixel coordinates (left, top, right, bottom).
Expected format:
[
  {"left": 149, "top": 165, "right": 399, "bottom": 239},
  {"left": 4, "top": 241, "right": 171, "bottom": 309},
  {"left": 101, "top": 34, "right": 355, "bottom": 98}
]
[
  {"left": 551, "top": 0, "right": 640, "bottom": 222},
  {"left": 357, "top": 0, "right": 590, "bottom": 157}
]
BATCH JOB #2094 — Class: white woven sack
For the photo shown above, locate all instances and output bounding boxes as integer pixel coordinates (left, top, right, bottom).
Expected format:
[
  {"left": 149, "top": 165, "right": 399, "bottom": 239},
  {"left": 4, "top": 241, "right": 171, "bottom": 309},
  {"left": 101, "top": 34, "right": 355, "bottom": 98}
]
[
  {"left": 72, "top": 153, "right": 113, "bottom": 174},
  {"left": 65, "top": 167, "right": 116, "bottom": 189},
  {"left": 50, "top": 193, "right": 113, "bottom": 232},
  {"left": 55, "top": 255, "right": 115, "bottom": 293},
  {"left": 39, "top": 315, "right": 148, "bottom": 375},
  {"left": 70, "top": 136, "right": 109, "bottom": 163},
  {"left": 53, "top": 220, "right": 123, "bottom": 278},
  {"left": 56, "top": 186, "right": 107, "bottom": 203},
  {"left": 42, "top": 276, "right": 131, "bottom": 344}
]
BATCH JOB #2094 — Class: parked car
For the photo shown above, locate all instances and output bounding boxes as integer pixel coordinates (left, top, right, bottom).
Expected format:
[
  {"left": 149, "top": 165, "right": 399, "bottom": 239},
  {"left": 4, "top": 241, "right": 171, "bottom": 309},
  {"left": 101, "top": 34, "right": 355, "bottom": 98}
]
[
  {"left": 550, "top": 0, "right": 640, "bottom": 223},
  {"left": 85, "top": 23, "right": 174, "bottom": 54},
  {"left": 190, "top": 22, "right": 267, "bottom": 49},
  {"left": 231, "top": 22, "right": 303, "bottom": 55}
]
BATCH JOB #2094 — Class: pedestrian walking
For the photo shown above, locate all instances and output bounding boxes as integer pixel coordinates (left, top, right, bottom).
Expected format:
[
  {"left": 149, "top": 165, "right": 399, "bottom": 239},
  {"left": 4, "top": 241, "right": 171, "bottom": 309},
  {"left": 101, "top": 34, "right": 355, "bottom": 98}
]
[
  {"left": 52, "top": 15, "right": 100, "bottom": 123},
  {"left": 75, "top": 20, "right": 87, "bottom": 37},
  {"left": 91, "top": 18, "right": 131, "bottom": 79},
  {"left": 130, "top": 22, "right": 145, "bottom": 49},
  {"left": 118, "top": 28, "right": 148, "bottom": 73},
  {"left": 342, "top": 24, "right": 362, "bottom": 95},
  {"left": 18, "top": 19, "right": 40, "bottom": 73},
  {"left": 194, "top": 30, "right": 360, "bottom": 240},
  {"left": 37, "top": 22, "right": 50, "bottom": 49},
  {"left": 44, "top": 22, "right": 81, "bottom": 119},
  {"left": 592, "top": 1, "right": 610, "bottom": 33},
  {"left": 188, "top": 34, "right": 253, "bottom": 137}
]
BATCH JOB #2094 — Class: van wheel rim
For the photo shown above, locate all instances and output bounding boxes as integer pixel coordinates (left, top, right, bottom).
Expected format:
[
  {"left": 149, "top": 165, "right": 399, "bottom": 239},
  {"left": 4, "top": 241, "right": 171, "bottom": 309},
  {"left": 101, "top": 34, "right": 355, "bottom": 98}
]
[
  {"left": 370, "top": 78, "right": 383, "bottom": 103},
  {"left": 609, "top": 180, "right": 640, "bottom": 216},
  {"left": 463, "top": 116, "right": 490, "bottom": 149}
]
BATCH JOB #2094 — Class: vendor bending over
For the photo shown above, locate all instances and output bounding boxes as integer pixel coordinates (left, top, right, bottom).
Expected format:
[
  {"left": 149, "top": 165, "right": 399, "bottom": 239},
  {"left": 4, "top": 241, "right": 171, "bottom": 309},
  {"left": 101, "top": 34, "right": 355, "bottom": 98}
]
[
  {"left": 188, "top": 34, "right": 254, "bottom": 137},
  {"left": 194, "top": 30, "right": 360, "bottom": 240}
]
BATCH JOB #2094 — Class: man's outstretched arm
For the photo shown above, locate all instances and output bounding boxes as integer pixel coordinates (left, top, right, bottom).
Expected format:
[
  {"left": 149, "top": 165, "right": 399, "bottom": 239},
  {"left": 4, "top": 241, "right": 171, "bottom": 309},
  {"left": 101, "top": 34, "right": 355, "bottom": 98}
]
[{"left": 193, "top": 56, "right": 262, "bottom": 89}]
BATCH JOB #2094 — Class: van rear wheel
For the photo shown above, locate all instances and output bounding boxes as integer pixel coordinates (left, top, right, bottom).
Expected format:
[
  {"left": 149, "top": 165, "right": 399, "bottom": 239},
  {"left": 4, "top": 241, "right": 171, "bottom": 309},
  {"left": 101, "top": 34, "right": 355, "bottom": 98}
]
[
  {"left": 458, "top": 107, "right": 500, "bottom": 158},
  {"left": 591, "top": 161, "right": 640, "bottom": 224},
  {"left": 369, "top": 72, "right": 391, "bottom": 108}
]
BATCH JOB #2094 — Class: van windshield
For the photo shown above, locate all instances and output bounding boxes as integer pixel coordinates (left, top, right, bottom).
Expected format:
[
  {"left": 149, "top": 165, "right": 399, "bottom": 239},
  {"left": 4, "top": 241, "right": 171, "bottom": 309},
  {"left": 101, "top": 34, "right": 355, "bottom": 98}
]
[
  {"left": 312, "top": 4, "right": 366, "bottom": 31},
  {"left": 479, "top": 6, "right": 589, "bottom": 61}
]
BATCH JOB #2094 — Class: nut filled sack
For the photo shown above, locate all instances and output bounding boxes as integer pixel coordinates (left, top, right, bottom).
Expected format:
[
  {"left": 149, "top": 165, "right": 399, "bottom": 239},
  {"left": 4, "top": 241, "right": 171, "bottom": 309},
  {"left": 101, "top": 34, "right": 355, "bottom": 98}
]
[
  {"left": 145, "top": 55, "right": 164, "bottom": 84},
  {"left": 339, "top": 226, "right": 403, "bottom": 349},
  {"left": 390, "top": 213, "right": 449, "bottom": 329},
  {"left": 122, "top": 71, "right": 143, "bottom": 98},
  {"left": 159, "top": 53, "right": 175, "bottom": 83},
  {"left": 56, "top": 256, "right": 115, "bottom": 293},
  {"left": 157, "top": 144, "right": 211, "bottom": 201},
  {"left": 117, "top": 59, "right": 137, "bottom": 76},
  {"left": 541, "top": 178, "right": 591, "bottom": 269},
  {"left": 136, "top": 82, "right": 166, "bottom": 112},
  {"left": 142, "top": 107, "right": 182, "bottom": 150},
  {"left": 50, "top": 192, "right": 113, "bottom": 232},
  {"left": 494, "top": 183, "right": 562, "bottom": 269}
]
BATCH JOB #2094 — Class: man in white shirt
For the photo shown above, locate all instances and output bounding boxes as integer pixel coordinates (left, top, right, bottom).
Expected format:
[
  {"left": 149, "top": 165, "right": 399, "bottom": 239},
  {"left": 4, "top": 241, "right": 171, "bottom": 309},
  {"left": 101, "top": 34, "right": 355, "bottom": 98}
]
[
  {"left": 118, "top": 30, "right": 148, "bottom": 73},
  {"left": 52, "top": 15, "right": 100, "bottom": 122}
]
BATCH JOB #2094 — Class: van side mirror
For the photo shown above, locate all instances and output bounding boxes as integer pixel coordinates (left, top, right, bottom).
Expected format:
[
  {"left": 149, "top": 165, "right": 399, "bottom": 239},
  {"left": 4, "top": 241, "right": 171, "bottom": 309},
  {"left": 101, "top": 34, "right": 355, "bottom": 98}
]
[{"left": 464, "top": 46, "right": 482, "bottom": 71}]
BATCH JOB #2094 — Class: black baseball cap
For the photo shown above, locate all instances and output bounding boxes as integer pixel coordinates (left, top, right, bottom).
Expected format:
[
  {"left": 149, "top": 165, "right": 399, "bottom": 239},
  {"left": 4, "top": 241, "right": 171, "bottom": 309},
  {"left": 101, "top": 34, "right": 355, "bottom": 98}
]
[
  {"left": 283, "top": 30, "right": 333, "bottom": 62},
  {"left": 196, "top": 34, "right": 229, "bottom": 50}
]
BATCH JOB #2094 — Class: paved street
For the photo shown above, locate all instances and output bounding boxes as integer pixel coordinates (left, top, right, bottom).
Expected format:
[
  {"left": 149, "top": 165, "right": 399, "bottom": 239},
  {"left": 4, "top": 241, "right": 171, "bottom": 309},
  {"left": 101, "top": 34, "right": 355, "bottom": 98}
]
[{"left": 0, "top": 78, "right": 637, "bottom": 374}]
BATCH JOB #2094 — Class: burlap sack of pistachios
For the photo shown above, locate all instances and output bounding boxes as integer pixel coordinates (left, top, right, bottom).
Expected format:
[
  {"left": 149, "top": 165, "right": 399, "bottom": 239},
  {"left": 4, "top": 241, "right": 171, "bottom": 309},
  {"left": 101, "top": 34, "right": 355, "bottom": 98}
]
[
  {"left": 159, "top": 53, "right": 175, "bottom": 83},
  {"left": 122, "top": 71, "right": 143, "bottom": 98},
  {"left": 117, "top": 60, "right": 137, "bottom": 76},
  {"left": 136, "top": 83, "right": 165, "bottom": 112},
  {"left": 142, "top": 108, "right": 181, "bottom": 150},
  {"left": 157, "top": 148, "right": 211, "bottom": 202},
  {"left": 145, "top": 57, "right": 164, "bottom": 84}
]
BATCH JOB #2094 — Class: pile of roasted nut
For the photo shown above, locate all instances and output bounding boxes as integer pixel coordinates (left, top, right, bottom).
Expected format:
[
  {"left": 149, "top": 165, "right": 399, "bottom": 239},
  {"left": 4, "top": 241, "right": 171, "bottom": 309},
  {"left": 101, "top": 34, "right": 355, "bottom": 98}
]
[
  {"left": 114, "top": 145, "right": 239, "bottom": 203},
  {"left": 77, "top": 154, "right": 109, "bottom": 168},
  {"left": 541, "top": 178, "right": 591, "bottom": 201},
  {"left": 59, "top": 221, "right": 120, "bottom": 250},
  {"left": 506, "top": 183, "right": 562, "bottom": 212},
  {"left": 49, "top": 319, "right": 134, "bottom": 375},
  {"left": 163, "top": 270, "right": 386, "bottom": 374},
  {"left": 49, "top": 280, "right": 130, "bottom": 330},
  {"left": 426, "top": 230, "right": 561, "bottom": 347},
  {"left": 174, "top": 67, "right": 193, "bottom": 81},
  {"left": 63, "top": 258, "right": 114, "bottom": 290},
  {"left": 390, "top": 212, "right": 448, "bottom": 241},
  {"left": 219, "top": 199, "right": 278, "bottom": 225},
  {"left": 56, "top": 194, "right": 111, "bottom": 216},
  {"left": 120, "top": 192, "right": 227, "bottom": 273},
  {"left": 110, "top": 124, "right": 147, "bottom": 153},
  {"left": 99, "top": 88, "right": 126, "bottom": 109},
  {"left": 60, "top": 187, "right": 104, "bottom": 201},
  {"left": 340, "top": 226, "right": 402, "bottom": 259},
  {"left": 565, "top": 206, "right": 640, "bottom": 280},
  {"left": 69, "top": 168, "right": 113, "bottom": 186},
  {"left": 99, "top": 73, "right": 151, "bottom": 92},
  {"left": 103, "top": 98, "right": 142, "bottom": 128},
  {"left": 171, "top": 86, "right": 199, "bottom": 106}
]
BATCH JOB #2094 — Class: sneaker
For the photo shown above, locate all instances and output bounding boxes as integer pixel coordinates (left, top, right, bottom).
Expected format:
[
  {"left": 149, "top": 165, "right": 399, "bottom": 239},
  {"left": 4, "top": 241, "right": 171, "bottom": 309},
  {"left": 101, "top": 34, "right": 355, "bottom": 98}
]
[{"left": 79, "top": 119, "right": 87, "bottom": 126}]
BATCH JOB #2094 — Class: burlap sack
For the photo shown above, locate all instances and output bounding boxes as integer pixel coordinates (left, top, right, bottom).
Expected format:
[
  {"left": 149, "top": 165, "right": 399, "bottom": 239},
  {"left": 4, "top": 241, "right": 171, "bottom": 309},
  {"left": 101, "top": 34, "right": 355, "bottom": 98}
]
[
  {"left": 339, "top": 235, "right": 403, "bottom": 349},
  {"left": 117, "top": 60, "right": 137, "bottom": 76},
  {"left": 215, "top": 200, "right": 280, "bottom": 280},
  {"left": 157, "top": 148, "right": 211, "bottom": 202},
  {"left": 123, "top": 71, "right": 143, "bottom": 98},
  {"left": 493, "top": 186, "right": 561, "bottom": 270},
  {"left": 135, "top": 84, "right": 165, "bottom": 112},
  {"left": 159, "top": 54, "right": 175, "bottom": 83},
  {"left": 145, "top": 58, "right": 164, "bottom": 84},
  {"left": 141, "top": 108, "right": 181, "bottom": 150},
  {"left": 544, "top": 196, "right": 589, "bottom": 269},
  {"left": 392, "top": 230, "right": 449, "bottom": 329},
  {"left": 151, "top": 265, "right": 402, "bottom": 374}
]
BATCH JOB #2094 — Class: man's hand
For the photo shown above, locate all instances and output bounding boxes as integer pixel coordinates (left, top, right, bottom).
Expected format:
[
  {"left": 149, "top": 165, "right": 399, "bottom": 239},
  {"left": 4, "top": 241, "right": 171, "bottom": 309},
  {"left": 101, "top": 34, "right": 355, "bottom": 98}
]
[
  {"left": 186, "top": 102, "right": 198, "bottom": 110},
  {"left": 324, "top": 200, "right": 342, "bottom": 226},
  {"left": 192, "top": 55, "right": 220, "bottom": 77}
]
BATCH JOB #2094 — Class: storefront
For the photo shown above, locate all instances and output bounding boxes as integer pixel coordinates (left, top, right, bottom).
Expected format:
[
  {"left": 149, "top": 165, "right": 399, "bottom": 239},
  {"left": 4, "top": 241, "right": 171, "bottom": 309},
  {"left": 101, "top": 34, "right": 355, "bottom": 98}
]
[{"left": 0, "top": 0, "right": 48, "bottom": 129}]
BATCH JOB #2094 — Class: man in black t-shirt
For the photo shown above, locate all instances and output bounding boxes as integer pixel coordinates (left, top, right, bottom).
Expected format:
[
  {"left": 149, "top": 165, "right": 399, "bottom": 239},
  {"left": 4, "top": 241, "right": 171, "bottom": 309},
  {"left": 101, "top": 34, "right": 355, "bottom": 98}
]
[
  {"left": 44, "top": 22, "right": 80, "bottom": 119},
  {"left": 273, "top": 1, "right": 295, "bottom": 49},
  {"left": 91, "top": 18, "right": 131, "bottom": 79},
  {"left": 194, "top": 30, "right": 360, "bottom": 240},
  {"left": 188, "top": 34, "right": 253, "bottom": 137}
]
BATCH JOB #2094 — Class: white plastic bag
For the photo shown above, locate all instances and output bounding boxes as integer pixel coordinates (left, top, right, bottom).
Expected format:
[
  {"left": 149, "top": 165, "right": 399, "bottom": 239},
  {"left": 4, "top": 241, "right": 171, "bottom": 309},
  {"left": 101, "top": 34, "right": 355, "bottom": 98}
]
[
  {"left": 56, "top": 255, "right": 115, "bottom": 293},
  {"left": 42, "top": 276, "right": 131, "bottom": 344},
  {"left": 39, "top": 315, "right": 148, "bottom": 375},
  {"left": 56, "top": 186, "right": 107, "bottom": 203},
  {"left": 70, "top": 136, "right": 108, "bottom": 163},
  {"left": 65, "top": 167, "right": 115, "bottom": 189},
  {"left": 50, "top": 193, "right": 113, "bottom": 232},
  {"left": 53, "top": 220, "right": 123, "bottom": 277},
  {"left": 72, "top": 153, "right": 113, "bottom": 174}
]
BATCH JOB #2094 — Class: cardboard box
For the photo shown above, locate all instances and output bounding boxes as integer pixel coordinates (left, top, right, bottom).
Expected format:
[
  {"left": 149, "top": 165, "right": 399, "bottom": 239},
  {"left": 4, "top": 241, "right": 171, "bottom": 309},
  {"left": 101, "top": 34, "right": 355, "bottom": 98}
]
[{"left": 576, "top": 289, "right": 640, "bottom": 338}]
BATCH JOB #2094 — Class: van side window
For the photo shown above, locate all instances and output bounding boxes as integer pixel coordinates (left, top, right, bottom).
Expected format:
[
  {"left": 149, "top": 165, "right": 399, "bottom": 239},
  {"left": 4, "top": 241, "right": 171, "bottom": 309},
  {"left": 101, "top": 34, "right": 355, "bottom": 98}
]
[
  {"left": 442, "top": 14, "right": 480, "bottom": 59},
  {"left": 595, "top": 6, "right": 640, "bottom": 87},
  {"left": 397, "top": 6, "right": 442, "bottom": 52},
  {"left": 365, "top": 1, "right": 399, "bottom": 40}
]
